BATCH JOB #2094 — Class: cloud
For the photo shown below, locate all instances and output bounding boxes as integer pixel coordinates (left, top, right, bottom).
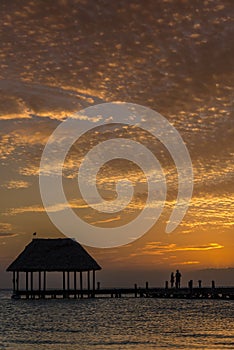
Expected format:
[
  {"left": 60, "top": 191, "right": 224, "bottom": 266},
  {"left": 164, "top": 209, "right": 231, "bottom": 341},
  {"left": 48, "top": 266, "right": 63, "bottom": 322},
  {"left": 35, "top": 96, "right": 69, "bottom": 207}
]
[
  {"left": 90, "top": 216, "right": 121, "bottom": 225},
  {"left": 0, "top": 232, "right": 18, "bottom": 239},
  {"left": 0, "top": 223, "right": 18, "bottom": 239},
  {"left": 19, "top": 166, "right": 40, "bottom": 177},
  {"left": 1, "top": 180, "right": 31, "bottom": 190},
  {"left": 3, "top": 206, "right": 45, "bottom": 216},
  {"left": 0, "top": 223, "right": 14, "bottom": 232},
  {"left": 0, "top": 118, "right": 55, "bottom": 161},
  {"left": 0, "top": 113, "right": 32, "bottom": 120},
  {"left": 4, "top": 199, "right": 89, "bottom": 216},
  {"left": 172, "top": 261, "right": 200, "bottom": 265},
  {"left": 174, "top": 243, "right": 224, "bottom": 252},
  {"left": 0, "top": 80, "right": 105, "bottom": 123},
  {"left": 130, "top": 242, "right": 224, "bottom": 257}
]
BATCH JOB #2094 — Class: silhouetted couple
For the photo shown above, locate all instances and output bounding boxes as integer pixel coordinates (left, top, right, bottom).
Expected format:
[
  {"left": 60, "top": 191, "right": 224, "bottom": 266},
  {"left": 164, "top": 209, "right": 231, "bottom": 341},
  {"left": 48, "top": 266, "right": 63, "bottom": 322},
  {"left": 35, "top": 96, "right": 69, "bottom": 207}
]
[{"left": 170, "top": 270, "right": 182, "bottom": 289}]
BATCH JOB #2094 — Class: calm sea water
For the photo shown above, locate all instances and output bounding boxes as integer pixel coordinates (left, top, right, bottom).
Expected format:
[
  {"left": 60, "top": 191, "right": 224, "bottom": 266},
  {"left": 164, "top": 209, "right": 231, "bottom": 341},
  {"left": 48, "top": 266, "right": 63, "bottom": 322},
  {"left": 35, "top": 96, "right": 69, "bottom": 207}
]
[{"left": 0, "top": 291, "right": 233, "bottom": 349}]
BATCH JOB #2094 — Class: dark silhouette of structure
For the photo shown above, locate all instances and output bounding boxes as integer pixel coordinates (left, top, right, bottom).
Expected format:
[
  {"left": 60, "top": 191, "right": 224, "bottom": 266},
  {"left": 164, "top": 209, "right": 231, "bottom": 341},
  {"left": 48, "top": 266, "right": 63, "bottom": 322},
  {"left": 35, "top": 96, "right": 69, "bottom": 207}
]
[
  {"left": 188, "top": 279, "right": 193, "bottom": 290},
  {"left": 7, "top": 238, "right": 101, "bottom": 299},
  {"left": 6, "top": 244, "right": 234, "bottom": 300},
  {"left": 175, "top": 269, "right": 182, "bottom": 289},
  {"left": 170, "top": 272, "right": 175, "bottom": 288}
]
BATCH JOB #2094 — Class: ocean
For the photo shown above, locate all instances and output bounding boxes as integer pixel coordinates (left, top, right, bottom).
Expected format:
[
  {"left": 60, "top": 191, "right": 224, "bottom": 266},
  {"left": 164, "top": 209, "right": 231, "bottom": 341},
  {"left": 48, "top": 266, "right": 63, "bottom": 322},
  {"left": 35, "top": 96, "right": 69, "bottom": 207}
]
[{"left": 0, "top": 291, "right": 233, "bottom": 349}]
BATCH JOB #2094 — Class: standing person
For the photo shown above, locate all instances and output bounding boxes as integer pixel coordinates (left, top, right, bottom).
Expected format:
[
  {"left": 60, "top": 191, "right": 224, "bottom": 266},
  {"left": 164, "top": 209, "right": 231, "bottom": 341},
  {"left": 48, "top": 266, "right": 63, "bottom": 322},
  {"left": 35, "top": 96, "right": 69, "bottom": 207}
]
[
  {"left": 175, "top": 270, "right": 182, "bottom": 289},
  {"left": 170, "top": 272, "right": 175, "bottom": 288}
]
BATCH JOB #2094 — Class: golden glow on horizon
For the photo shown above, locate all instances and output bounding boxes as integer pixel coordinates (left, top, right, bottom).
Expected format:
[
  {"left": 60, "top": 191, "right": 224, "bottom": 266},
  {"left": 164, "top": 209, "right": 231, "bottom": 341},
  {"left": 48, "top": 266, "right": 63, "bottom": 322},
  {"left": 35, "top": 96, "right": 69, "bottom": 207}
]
[{"left": 0, "top": 0, "right": 233, "bottom": 275}]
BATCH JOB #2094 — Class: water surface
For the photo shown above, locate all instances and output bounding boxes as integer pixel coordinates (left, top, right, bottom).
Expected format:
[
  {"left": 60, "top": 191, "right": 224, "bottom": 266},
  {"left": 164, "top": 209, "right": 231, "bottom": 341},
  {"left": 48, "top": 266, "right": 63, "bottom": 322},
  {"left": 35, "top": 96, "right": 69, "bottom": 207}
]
[{"left": 0, "top": 291, "right": 233, "bottom": 349}]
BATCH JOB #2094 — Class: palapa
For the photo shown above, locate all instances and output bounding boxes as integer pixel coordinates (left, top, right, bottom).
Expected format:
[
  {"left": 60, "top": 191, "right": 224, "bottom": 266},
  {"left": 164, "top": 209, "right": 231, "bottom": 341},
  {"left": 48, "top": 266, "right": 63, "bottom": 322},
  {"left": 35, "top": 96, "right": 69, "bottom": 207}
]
[{"left": 7, "top": 238, "right": 101, "bottom": 272}]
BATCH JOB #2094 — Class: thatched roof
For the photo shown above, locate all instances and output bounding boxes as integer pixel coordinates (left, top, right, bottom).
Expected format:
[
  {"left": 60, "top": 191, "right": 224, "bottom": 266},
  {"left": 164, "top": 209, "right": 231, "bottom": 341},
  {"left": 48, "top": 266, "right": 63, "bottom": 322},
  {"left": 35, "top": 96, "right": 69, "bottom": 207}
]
[{"left": 7, "top": 238, "right": 101, "bottom": 272}]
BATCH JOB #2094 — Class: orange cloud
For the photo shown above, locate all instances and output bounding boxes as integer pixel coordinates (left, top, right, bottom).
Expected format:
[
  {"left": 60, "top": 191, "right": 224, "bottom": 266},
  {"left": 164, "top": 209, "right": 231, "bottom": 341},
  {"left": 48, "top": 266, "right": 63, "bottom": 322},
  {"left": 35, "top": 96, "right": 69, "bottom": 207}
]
[
  {"left": 3, "top": 199, "right": 89, "bottom": 216},
  {"left": 172, "top": 261, "right": 200, "bottom": 266},
  {"left": 1, "top": 180, "right": 31, "bottom": 190},
  {"left": 130, "top": 242, "right": 224, "bottom": 257},
  {"left": 0, "top": 223, "right": 14, "bottom": 233},
  {"left": 0, "top": 233, "right": 18, "bottom": 239},
  {"left": 91, "top": 216, "right": 121, "bottom": 225}
]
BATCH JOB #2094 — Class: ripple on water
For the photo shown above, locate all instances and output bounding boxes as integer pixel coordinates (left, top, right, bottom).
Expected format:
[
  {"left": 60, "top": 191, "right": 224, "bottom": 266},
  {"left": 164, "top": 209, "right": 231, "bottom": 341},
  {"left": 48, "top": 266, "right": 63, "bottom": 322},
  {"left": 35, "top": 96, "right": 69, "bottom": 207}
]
[{"left": 0, "top": 294, "right": 234, "bottom": 349}]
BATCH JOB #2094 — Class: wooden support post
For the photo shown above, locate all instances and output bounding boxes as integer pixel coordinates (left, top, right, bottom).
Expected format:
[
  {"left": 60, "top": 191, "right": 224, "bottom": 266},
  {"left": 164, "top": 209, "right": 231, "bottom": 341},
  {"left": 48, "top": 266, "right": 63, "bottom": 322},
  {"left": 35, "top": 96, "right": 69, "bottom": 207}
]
[
  {"left": 39, "top": 271, "right": 41, "bottom": 293},
  {"left": 25, "top": 272, "right": 29, "bottom": 299},
  {"left": 62, "top": 271, "right": 66, "bottom": 298},
  {"left": 87, "top": 270, "right": 90, "bottom": 290},
  {"left": 74, "top": 272, "right": 77, "bottom": 291},
  {"left": 26, "top": 272, "right": 28, "bottom": 291},
  {"left": 92, "top": 270, "right": 95, "bottom": 297},
  {"left": 134, "top": 283, "right": 137, "bottom": 298},
  {"left": 188, "top": 280, "right": 193, "bottom": 294},
  {"left": 16, "top": 271, "right": 19, "bottom": 292},
  {"left": 74, "top": 271, "right": 77, "bottom": 299},
  {"left": 80, "top": 271, "right": 83, "bottom": 298},
  {"left": 67, "top": 271, "right": 70, "bottom": 291},
  {"left": 145, "top": 281, "right": 149, "bottom": 297},
  {"left": 63, "top": 271, "right": 66, "bottom": 290},
  {"left": 43, "top": 271, "right": 46, "bottom": 292},
  {"left": 30, "top": 271, "right": 33, "bottom": 291},
  {"left": 13, "top": 271, "right": 16, "bottom": 292}
]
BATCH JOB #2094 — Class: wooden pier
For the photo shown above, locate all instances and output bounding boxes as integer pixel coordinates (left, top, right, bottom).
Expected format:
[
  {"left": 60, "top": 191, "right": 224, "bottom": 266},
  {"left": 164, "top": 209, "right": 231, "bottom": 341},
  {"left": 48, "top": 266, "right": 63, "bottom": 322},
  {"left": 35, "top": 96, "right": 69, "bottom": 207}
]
[
  {"left": 11, "top": 286, "right": 234, "bottom": 300},
  {"left": 6, "top": 239, "right": 234, "bottom": 301}
]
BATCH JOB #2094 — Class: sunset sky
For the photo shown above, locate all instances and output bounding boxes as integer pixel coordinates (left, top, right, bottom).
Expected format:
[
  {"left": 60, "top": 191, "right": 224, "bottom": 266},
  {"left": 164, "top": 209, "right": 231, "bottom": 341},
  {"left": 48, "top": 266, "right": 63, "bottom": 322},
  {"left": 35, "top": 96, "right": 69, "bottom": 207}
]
[{"left": 0, "top": 0, "right": 233, "bottom": 287}]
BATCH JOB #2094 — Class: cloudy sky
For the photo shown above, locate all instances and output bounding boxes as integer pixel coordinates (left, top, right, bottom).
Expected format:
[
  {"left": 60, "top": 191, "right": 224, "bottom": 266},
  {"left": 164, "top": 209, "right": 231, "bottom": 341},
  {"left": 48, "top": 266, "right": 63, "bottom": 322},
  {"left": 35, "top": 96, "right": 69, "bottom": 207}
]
[{"left": 0, "top": 0, "right": 233, "bottom": 286}]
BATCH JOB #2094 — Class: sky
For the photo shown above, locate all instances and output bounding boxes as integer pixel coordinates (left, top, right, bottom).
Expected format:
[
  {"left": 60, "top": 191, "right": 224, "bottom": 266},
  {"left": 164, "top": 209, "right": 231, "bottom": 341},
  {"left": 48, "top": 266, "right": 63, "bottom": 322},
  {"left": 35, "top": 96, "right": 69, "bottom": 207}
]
[{"left": 0, "top": 0, "right": 233, "bottom": 287}]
